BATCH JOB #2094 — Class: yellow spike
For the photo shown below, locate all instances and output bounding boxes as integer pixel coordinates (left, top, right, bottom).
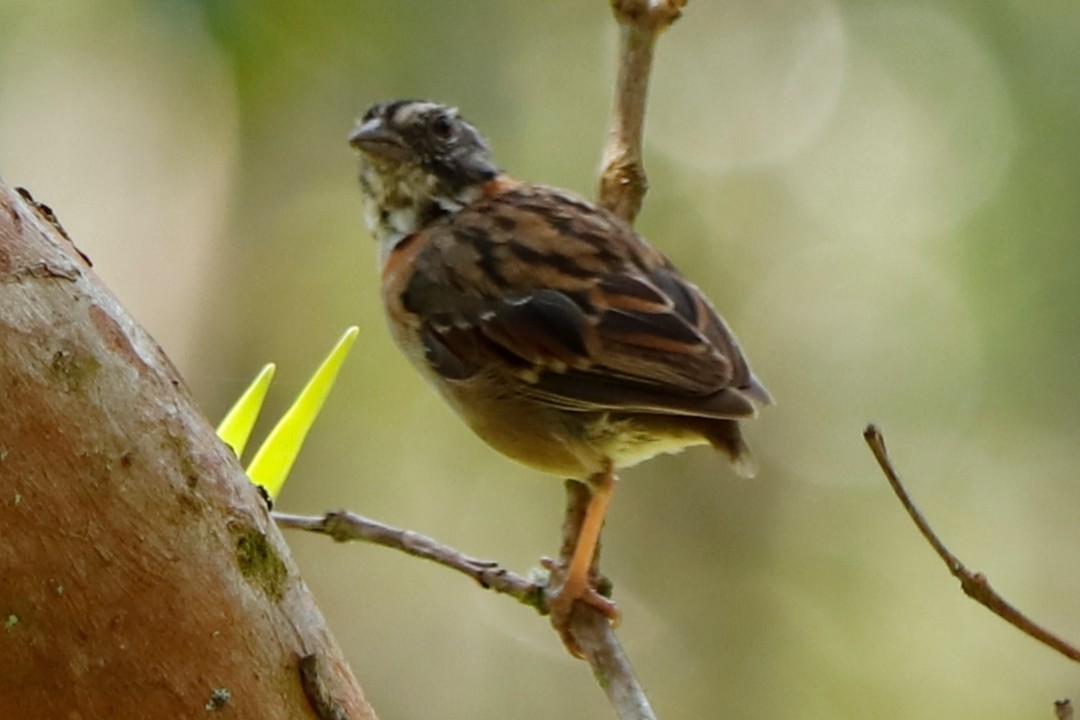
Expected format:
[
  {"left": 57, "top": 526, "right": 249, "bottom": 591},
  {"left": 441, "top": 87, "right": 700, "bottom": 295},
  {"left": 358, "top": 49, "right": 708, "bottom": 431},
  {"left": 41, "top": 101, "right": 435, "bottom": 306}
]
[
  {"left": 216, "top": 363, "right": 277, "bottom": 458},
  {"left": 246, "top": 327, "right": 360, "bottom": 499}
]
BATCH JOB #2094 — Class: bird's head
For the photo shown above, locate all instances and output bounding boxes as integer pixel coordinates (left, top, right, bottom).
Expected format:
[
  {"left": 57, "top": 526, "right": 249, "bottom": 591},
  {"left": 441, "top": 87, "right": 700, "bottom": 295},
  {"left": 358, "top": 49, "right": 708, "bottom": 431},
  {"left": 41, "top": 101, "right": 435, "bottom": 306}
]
[{"left": 349, "top": 100, "right": 499, "bottom": 247}]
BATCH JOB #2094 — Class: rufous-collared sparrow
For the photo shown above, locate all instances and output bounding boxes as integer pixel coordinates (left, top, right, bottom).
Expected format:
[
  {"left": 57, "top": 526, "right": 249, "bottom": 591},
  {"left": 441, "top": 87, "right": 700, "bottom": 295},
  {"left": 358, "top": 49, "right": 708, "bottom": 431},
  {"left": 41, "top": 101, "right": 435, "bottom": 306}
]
[{"left": 349, "top": 99, "right": 771, "bottom": 657}]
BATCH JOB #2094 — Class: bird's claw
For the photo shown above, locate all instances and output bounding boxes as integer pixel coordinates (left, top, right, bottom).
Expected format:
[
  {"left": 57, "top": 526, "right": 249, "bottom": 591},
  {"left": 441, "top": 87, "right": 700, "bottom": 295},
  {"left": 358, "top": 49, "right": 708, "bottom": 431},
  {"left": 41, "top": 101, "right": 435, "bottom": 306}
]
[{"left": 543, "top": 562, "right": 620, "bottom": 659}]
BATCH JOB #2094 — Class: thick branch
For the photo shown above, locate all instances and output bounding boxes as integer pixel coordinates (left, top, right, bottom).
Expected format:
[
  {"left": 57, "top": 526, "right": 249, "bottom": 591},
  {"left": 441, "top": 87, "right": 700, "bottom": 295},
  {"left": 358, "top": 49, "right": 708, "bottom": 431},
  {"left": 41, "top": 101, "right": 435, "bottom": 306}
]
[
  {"left": 864, "top": 424, "right": 1080, "bottom": 664},
  {"left": 0, "top": 182, "right": 375, "bottom": 719}
]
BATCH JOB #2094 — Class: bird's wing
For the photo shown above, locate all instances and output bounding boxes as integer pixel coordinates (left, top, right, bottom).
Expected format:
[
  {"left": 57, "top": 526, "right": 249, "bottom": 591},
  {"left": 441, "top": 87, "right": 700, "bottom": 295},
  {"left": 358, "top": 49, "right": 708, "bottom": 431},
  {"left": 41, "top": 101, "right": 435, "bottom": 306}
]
[{"left": 400, "top": 180, "right": 771, "bottom": 420}]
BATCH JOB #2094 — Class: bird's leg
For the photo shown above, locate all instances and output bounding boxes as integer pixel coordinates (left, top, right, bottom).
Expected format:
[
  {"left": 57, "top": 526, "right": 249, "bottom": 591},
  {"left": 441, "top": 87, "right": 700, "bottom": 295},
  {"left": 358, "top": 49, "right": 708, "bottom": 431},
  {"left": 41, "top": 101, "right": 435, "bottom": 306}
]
[{"left": 546, "top": 468, "right": 620, "bottom": 658}]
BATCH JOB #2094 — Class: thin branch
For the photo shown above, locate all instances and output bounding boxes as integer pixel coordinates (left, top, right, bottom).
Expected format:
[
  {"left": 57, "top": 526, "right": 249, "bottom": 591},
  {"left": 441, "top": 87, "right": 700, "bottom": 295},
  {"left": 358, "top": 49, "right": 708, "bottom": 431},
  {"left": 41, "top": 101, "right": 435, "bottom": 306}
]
[
  {"left": 1056, "top": 699, "right": 1074, "bottom": 720},
  {"left": 555, "top": 482, "right": 657, "bottom": 720},
  {"left": 863, "top": 424, "right": 1080, "bottom": 664},
  {"left": 543, "top": 2, "right": 692, "bottom": 716},
  {"left": 272, "top": 511, "right": 545, "bottom": 611},
  {"left": 275, "top": 501, "right": 657, "bottom": 720},
  {"left": 598, "top": 0, "right": 687, "bottom": 222}
]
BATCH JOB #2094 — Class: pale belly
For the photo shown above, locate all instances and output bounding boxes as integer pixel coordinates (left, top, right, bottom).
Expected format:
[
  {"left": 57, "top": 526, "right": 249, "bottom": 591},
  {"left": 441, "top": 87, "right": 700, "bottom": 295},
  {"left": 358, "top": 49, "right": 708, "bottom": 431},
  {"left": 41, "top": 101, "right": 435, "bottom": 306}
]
[
  {"left": 387, "top": 319, "right": 713, "bottom": 479},
  {"left": 435, "top": 373, "right": 711, "bottom": 480}
]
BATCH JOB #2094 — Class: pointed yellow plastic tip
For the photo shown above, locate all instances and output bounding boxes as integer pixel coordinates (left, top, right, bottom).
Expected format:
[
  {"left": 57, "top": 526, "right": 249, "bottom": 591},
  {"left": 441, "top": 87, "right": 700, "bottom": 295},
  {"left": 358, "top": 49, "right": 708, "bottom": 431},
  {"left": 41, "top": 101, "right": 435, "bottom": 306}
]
[
  {"left": 216, "top": 363, "right": 277, "bottom": 458},
  {"left": 246, "top": 327, "right": 360, "bottom": 499}
]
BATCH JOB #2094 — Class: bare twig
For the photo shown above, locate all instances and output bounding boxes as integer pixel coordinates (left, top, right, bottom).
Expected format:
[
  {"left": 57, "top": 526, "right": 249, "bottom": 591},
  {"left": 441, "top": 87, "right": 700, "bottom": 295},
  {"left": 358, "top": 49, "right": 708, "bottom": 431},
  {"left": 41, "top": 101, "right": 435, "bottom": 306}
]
[
  {"left": 1056, "top": 699, "right": 1074, "bottom": 720},
  {"left": 273, "top": 511, "right": 545, "bottom": 611},
  {"left": 863, "top": 424, "right": 1080, "bottom": 664},
  {"left": 539, "top": 2, "right": 695, "bottom": 716},
  {"left": 556, "top": 482, "right": 657, "bottom": 720},
  {"left": 275, "top": 498, "right": 657, "bottom": 720},
  {"left": 598, "top": 0, "right": 687, "bottom": 222}
]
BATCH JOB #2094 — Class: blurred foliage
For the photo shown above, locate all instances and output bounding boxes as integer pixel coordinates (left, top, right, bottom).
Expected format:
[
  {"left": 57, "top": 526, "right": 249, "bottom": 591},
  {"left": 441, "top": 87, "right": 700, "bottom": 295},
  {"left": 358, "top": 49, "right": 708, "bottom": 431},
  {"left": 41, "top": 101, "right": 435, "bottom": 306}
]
[{"left": 3, "top": 0, "right": 1080, "bottom": 718}]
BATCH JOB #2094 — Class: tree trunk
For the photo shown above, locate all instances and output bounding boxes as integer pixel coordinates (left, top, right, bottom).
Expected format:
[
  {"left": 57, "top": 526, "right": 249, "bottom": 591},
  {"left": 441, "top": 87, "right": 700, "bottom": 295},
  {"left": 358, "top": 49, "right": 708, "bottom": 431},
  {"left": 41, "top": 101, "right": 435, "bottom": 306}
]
[{"left": 0, "top": 180, "right": 376, "bottom": 720}]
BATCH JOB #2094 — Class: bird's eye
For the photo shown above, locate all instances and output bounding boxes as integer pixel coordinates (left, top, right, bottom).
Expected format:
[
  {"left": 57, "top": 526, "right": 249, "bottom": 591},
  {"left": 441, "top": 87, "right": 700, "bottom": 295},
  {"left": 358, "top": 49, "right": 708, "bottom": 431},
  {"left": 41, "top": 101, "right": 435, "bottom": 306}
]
[{"left": 431, "top": 115, "right": 454, "bottom": 140}]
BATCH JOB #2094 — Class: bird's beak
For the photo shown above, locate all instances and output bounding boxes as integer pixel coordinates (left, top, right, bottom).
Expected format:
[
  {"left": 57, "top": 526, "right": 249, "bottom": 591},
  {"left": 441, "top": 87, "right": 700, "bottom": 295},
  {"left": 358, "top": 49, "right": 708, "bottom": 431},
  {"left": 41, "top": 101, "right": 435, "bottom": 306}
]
[{"left": 348, "top": 118, "right": 409, "bottom": 161}]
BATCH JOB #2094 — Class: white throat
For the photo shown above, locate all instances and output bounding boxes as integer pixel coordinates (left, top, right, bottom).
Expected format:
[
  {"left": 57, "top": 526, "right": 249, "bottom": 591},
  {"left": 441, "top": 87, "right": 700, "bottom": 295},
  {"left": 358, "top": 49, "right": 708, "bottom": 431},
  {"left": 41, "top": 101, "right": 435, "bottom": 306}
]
[{"left": 358, "top": 161, "right": 484, "bottom": 270}]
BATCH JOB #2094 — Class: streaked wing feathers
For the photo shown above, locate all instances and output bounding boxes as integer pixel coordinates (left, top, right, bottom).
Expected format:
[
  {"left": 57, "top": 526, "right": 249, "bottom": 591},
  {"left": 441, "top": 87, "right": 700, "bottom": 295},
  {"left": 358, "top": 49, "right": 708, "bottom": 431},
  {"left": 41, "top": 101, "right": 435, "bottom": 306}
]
[{"left": 403, "top": 182, "right": 768, "bottom": 420}]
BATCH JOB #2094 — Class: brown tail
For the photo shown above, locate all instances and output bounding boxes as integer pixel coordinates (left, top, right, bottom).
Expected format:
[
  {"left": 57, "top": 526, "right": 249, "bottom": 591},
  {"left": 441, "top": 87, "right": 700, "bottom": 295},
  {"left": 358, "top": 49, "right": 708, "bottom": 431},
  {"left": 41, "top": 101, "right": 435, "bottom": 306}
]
[{"left": 704, "top": 420, "right": 758, "bottom": 479}]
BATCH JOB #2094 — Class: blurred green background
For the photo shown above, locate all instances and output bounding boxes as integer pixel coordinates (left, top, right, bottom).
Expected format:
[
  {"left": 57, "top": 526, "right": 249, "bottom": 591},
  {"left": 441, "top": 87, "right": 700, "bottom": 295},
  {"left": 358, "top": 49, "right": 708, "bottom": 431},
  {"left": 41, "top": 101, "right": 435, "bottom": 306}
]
[{"left": 3, "top": 0, "right": 1080, "bottom": 717}]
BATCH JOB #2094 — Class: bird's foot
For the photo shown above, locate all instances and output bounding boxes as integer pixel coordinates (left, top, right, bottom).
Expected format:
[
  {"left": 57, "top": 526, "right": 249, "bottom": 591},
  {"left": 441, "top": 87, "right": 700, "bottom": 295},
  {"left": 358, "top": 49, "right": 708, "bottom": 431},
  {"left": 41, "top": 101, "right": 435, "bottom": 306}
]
[{"left": 542, "top": 557, "right": 620, "bottom": 658}]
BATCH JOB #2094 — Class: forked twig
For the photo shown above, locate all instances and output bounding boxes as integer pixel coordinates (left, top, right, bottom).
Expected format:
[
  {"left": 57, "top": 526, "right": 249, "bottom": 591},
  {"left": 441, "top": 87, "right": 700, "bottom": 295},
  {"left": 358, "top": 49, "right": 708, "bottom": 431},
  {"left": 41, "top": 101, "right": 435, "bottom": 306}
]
[
  {"left": 548, "top": 2, "right": 693, "bottom": 717},
  {"left": 863, "top": 424, "right": 1080, "bottom": 664},
  {"left": 275, "top": 501, "right": 655, "bottom": 720}
]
